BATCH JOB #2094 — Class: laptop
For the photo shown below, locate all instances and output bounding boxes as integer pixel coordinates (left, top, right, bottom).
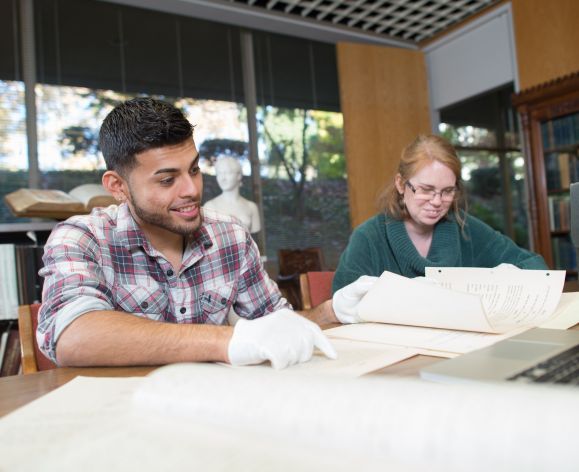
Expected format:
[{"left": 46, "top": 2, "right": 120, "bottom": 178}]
[{"left": 420, "top": 328, "right": 579, "bottom": 385}]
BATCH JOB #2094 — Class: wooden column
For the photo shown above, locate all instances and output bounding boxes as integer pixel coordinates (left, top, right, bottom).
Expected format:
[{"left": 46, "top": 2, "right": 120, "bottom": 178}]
[{"left": 337, "top": 42, "right": 431, "bottom": 228}]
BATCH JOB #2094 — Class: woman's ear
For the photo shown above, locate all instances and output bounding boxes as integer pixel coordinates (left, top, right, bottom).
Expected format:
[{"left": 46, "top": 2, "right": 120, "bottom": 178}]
[
  {"left": 394, "top": 173, "right": 405, "bottom": 195},
  {"left": 102, "top": 170, "right": 128, "bottom": 203}
]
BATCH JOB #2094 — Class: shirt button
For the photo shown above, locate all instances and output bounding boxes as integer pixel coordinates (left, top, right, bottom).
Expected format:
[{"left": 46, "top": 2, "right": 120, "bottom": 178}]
[
  {"left": 221, "top": 297, "right": 227, "bottom": 305},
  {"left": 141, "top": 302, "right": 149, "bottom": 309},
  {"left": 167, "top": 269, "right": 174, "bottom": 277},
  {"left": 180, "top": 307, "right": 186, "bottom": 314}
]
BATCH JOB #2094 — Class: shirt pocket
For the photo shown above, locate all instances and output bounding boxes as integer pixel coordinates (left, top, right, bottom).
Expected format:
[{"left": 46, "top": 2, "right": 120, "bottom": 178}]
[
  {"left": 201, "top": 284, "right": 236, "bottom": 325},
  {"left": 114, "top": 284, "right": 168, "bottom": 321}
]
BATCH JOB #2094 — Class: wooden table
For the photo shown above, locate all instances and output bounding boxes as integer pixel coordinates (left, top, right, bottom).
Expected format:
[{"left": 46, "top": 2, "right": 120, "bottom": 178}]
[
  {"left": 0, "top": 366, "right": 154, "bottom": 417},
  {"left": 3, "top": 294, "right": 578, "bottom": 418}
]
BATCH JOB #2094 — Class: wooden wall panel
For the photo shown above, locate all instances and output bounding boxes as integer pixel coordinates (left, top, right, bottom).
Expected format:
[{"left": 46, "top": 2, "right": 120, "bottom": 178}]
[
  {"left": 511, "top": 0, "right": 579, "bottom": 90},
  {"left": 337, "top": 43, "right": 431, "bottom": 228}
]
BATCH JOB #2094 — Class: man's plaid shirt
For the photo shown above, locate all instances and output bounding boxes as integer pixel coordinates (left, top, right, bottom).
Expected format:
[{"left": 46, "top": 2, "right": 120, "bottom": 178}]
[{"left": 37, "top": 204, "right": 288, "bottom": 363}]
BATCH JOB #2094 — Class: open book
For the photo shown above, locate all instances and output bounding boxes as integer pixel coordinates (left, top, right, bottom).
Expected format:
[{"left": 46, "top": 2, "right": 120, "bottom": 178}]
[
  {"left": 357, "top": 268, "right": 566, "bottom": 334},
  {"left": 4, "top": 184, "right": 116, "bottom": 219}
]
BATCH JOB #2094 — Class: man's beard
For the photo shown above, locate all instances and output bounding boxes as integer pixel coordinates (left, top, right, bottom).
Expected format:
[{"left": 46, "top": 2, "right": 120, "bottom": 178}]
[{"left": 128, "top": 189, "right": 203, "bottom": 237}]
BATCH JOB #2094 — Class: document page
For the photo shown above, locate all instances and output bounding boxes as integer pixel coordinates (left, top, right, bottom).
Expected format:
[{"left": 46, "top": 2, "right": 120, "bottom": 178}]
[
  {"left": 357, "top": 271, "right": 495, "bottom": 332},
  {"left": 228, "top": 339, "right": 419, "bottom": 377},
  {"left": 324, "top": 323, "right": 525, "bottom": 355},
  {"left": 425, "top": 267, "right": 565, "bottom": 331},
  {"left": 69, "top": 183, "right": 116, "bottom": 209},
  {"left": 540, "top": 291, "right": 579, "bottom": 329}
]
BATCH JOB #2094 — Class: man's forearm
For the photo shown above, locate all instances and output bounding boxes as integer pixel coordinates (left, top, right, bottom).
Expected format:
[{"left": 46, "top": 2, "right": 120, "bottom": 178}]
[
  {"left": 55, "top": 310, "right": 233, "bottom": 367},
  {"left": 298, "top": 299, "right": 339, "bottom": 327}
]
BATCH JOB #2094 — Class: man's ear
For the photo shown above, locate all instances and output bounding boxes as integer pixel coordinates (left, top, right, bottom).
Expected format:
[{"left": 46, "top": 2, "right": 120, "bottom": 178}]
[
  {"left": 394, "top": 173, "right": 405, "bottom": 195},
  {"left": 102, "top": 170, "right": 128, "bottom": 203}
]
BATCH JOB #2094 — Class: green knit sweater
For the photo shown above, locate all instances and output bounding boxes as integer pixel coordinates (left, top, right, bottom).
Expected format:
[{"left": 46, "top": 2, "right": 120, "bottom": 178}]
[{"left": 332, "top": 213, "right": 547, "bottom": 293}]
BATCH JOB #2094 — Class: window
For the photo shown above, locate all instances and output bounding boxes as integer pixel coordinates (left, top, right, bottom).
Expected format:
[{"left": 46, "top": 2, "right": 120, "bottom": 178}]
[
  {"left": 439, "top": 85, "right": 529, "bottom": 247},
  {"left": 1, "top": 0, "right": 349, "bottom": 274},
  {"left": 0, "top": 80, "right": 27, "bottom": 223},
  {"left": 0, "top": 0, "right": 26, "bottom": 223},
  {"left": 258, "top": 106, "right": 348, "bottom": 268}
]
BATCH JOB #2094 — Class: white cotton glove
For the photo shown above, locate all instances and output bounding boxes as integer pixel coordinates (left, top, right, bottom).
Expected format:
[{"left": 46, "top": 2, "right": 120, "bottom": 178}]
[
  {"left": 227, "top": 308, "right": 338, "bottom": 370},
  {"left": 332, "top": 275, "right": 379, "bottom": 324}
]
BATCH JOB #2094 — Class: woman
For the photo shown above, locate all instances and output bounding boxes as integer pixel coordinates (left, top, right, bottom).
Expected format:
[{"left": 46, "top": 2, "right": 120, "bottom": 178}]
[{"left": 332, "top": 134, "right": 547, "bottom": 301}]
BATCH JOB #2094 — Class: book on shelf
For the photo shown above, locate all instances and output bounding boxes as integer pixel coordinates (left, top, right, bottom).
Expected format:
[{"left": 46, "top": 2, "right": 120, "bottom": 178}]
[
  {"left": 356, "top": 268, "right": 566, "bottom": 334},
  {"left": 547, "top": 194, "right": 570, "bottom": 231},
  {"left": 551, "top": 237, "right": 577, "bottom": 271},
  {"left": 558, "top": 153, "right": 571, "bottom": 189},
  {"left": 0, "top": 325, "right": 21, "bottom": 377},
  {"left": 4, "top": 184, "right": 116, "bottom": 219}
]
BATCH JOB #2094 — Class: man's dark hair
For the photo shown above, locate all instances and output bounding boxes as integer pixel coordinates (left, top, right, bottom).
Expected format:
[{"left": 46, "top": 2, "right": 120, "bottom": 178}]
[{"left": 99, "top": 97, "right": 193, "bottom": 175}]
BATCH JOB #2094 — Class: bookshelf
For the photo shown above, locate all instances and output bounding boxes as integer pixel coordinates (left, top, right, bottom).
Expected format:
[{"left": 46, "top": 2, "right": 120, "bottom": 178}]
[
  {"left": 0, "top": 222, "right": 53, "bottom": 376},
  {"left": 513, "top": 72, "right": 579, "bottom": 278}
]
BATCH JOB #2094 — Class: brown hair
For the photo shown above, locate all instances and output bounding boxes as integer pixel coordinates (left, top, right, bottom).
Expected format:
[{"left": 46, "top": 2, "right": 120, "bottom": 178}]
[{"left": 377, "top": 134, "right": 466, "bottom": 228}]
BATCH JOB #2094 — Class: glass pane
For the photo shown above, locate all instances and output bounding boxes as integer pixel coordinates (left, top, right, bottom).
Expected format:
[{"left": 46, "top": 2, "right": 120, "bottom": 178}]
[
  {"left": 541, "top": 113, "right": 579, "bottom": 150},
  {"left": 36, "top": 85, "right": 128, "bottom": 192},
  {"left": 507, "top": 151, "right": 530, "bottom": 247},
  {"left": 459, "top": 149, "right": 504, "bottom": 228},
  {"left": 0, "top": 80, "right": 28, "bottom": 223},
  {"left": 257, "top": 106, "right": 350, "bottom": 269},
  {"left": 551, "top": 234, "right": 577, "bottom": 271},
  {"left": 439, "top": 123, "right": 497, "bottom": 148},
  {"left": 438, "top": 83, "right": 529, "bottom": 248},
  {"left": 35, "top": 84, "right": 249, "bottom": 196}
]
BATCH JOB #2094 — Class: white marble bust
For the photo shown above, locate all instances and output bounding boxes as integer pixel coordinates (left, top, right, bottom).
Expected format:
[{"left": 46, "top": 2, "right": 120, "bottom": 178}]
[{"left": 204, "top": 157, "right": 261, "bottom": 234}]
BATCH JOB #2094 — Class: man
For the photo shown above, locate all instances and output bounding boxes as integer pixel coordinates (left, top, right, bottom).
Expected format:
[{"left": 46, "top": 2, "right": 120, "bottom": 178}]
[{"left": 37, "top": 97, "right": 338, "bottom": 370}]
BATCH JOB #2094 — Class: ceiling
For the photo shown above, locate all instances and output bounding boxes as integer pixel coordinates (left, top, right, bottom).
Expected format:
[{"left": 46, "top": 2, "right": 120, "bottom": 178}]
[
  {"left": 108, "top": 0, "right": 500, "bottom": 48},
  {"left": 228, "top": 0, "right": 499, "bottom": 43}
]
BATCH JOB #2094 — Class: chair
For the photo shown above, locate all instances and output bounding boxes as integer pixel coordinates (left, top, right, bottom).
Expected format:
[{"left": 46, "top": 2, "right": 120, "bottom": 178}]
[
  {"left": 18, "top": 304, "right": 57, "bottom": 374},
  {"left": 299, "top": 271, "right": 335, "bottom": 310},
  {"left": 277, "top": 248, "right": 324, "bottom": 310}
]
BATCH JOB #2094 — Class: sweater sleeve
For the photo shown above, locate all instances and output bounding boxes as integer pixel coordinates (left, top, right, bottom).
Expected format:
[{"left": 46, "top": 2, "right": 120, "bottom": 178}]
[
  {"left": 467, "top": 216, "right": 548, "bottom": 269},
  {"left": 332, "top": 221, "right": 385, "bottom": 293}
]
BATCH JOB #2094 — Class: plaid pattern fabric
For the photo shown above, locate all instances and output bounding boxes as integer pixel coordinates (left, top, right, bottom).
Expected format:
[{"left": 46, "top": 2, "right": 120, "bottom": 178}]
[{"left": 37, "top": 204, "right": 288, "bottom": 362}]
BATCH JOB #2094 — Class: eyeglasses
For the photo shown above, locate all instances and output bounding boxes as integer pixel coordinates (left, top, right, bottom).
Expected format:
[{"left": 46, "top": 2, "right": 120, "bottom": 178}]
[{"left": 405, "top": 181, "right": 457, "bottom": 202}]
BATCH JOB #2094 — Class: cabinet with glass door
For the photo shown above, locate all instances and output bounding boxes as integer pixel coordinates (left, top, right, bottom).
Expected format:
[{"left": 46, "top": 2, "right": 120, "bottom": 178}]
[{"left": 513, "top": 72, "right": 579, "bottom": 279}]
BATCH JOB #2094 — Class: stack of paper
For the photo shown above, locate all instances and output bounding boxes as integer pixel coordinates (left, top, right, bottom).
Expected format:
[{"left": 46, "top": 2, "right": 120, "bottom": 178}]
[{"left": 327, "top": 268, "right": 576, "bottom": 357}]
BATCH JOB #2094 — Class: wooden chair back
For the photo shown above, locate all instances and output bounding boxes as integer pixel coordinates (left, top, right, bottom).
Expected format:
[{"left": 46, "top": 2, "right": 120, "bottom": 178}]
[
  {"left": 299, "top": 271, "right": 335, "bottom": 310},
  {"left": 18, "top": 304, "right": 57, "bottom": 374},
  {"left": 277, "top": 248, "right": 324, "bottom": 310}
]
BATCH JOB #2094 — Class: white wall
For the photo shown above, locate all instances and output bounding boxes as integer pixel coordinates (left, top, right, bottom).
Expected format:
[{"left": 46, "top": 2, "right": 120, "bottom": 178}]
[{"left": 423, "top": 3, "right": 518, "bottom": 115}]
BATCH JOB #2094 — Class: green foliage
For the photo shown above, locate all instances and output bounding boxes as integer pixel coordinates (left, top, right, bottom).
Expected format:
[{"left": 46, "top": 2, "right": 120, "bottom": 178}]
[
  {"left": 308, "top": 111, "right": 345, "bottom": 179},
  {"left": 468, "top": 201, "right": 504, "bottom": 232},
  {"left": 258, "top": 106, "right": 346, "bottom": 220},
  {"left": 468, "top": 167, "right": 502, "bottom": 198}
]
